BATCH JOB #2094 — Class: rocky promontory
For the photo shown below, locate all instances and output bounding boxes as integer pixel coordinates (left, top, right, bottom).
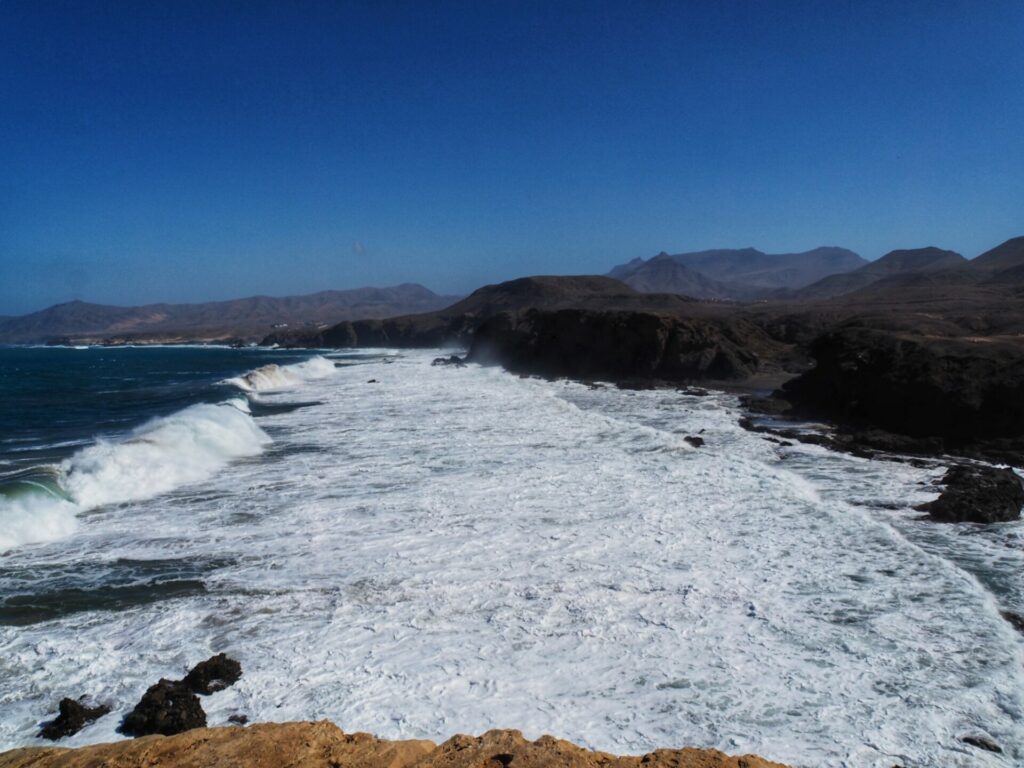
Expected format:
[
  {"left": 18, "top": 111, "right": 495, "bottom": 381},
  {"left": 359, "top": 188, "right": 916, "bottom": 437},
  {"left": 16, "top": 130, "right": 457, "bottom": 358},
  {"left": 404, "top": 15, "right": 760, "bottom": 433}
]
[
  {"left": 467, "top": 308, "right": 788, "bottom": 384},
  {"left": 0, "top": 721, "right": 788, "bottom": 768},
  {"left": 780, "top": 326, "right": 1024, "bottom": 460}
]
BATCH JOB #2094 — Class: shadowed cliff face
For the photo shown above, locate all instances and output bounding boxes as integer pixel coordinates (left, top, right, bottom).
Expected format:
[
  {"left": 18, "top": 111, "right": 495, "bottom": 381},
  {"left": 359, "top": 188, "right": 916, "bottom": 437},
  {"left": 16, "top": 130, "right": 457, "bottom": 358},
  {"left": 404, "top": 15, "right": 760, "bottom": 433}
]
[
  {"left": 0, "top": 722, "right": 789, "bottom": 768},
  {"left": 783, "top": 327, "right": 1024, "bottom": 441},
  {"left": 467, "top": 309, "right": 779, "bottom": 383}
]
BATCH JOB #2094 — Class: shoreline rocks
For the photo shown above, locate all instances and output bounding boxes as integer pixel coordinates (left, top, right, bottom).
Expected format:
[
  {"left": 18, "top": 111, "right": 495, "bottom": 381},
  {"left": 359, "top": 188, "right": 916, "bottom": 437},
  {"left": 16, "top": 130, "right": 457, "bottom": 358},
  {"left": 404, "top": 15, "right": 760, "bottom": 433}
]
[
  {"left": 119, "top": 680, "right": 206, "bottom": 738},
  {"left": 182, "top": 653, "right": 242, "bottom": 695},
  {"left": 37, "top": 699, "right": 111, "bottom": 741},
  {"left": 782, "top": 327, "right": 1024, "bottom": 444},
  {"left": 116, "top": 654, "right": 244, "bottom": 739},
  {"left": 916, "top": 465, "right": 1024, "bottom": 524},
  {"left": 2, "top": 722, "right": 790, "bottom": 768}
]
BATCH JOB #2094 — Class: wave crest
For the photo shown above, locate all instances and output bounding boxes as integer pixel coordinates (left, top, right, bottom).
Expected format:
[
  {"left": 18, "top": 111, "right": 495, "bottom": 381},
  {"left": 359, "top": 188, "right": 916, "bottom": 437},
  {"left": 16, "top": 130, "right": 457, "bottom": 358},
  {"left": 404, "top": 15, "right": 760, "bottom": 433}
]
[
  {"left": 0, "top": 400, "right": 270, "bottom": 551},
  {"left": 222, "top": 356, "right": 336, "bottom": 393}
]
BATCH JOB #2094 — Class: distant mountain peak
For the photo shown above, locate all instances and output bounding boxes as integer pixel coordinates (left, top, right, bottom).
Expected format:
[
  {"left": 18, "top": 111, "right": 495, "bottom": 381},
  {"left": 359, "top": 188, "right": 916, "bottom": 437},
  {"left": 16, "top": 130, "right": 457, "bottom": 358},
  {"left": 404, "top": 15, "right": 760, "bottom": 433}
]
[
  {"left": 607, "top": 245, "right": 864, "bottom": 298},
  {"left": 970, "top": 235, "right": 1024, "bottom": 271},
  {"left": 784, "top": 246, "right": 966, "bottom": 301}
]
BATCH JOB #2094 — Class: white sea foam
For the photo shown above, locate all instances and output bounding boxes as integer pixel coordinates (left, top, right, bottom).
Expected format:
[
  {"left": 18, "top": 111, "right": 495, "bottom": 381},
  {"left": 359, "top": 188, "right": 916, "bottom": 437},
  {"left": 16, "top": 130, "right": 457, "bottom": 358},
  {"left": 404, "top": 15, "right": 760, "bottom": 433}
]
[
  {"left": 1, "top": 351, "right": 1022, "bottom": 768},
  {"left": 0, "top": 399, "right": 269, "bottom": 551},
  {"left": 0, "top": 494, "right": 79, "bottom": 550},
  {"left": 62, "top": 399, "right": 269, "bottom": 510},
  {"left": 222, "top": 355, "right": 336, "bottom": 392}
]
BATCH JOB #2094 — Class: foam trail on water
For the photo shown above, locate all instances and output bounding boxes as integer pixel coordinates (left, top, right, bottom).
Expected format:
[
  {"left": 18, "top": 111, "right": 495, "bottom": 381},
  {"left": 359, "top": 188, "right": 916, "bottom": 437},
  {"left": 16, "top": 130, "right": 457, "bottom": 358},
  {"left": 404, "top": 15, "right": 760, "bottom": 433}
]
[
  {"left": 222, "top": 355, "right": 336, "bottom": 392},
  {"left": 0, "top": 398, "right": 270, "bottom": 550}
]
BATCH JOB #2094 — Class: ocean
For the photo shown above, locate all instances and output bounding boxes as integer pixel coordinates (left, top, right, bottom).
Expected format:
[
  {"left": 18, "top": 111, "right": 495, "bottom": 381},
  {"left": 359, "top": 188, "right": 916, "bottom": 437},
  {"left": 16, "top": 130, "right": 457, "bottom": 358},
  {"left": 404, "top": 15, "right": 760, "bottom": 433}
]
[{"left": 0, "top": 346, "right": 1021, "bottom": 767}]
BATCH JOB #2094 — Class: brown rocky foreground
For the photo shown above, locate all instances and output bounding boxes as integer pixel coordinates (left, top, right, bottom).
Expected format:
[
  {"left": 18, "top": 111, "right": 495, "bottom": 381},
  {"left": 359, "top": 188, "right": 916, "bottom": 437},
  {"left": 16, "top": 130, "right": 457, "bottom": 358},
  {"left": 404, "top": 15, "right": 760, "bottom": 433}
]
[{"left": 0, "top": 721, "right": 788, "bottom": 768}]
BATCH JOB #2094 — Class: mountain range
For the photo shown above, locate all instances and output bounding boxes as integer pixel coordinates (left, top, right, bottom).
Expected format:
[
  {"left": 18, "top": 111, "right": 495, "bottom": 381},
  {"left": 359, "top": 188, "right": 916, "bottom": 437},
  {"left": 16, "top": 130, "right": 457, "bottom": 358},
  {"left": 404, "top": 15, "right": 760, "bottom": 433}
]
[
  {"left": 778, "top": 247, "right": 967, "bottom": 300},
  {"left": 5, "top": 237, "right": 1024, "bottom": 345},
  {"left": 0, "top": 284, "right": 461, "bottom": 345},
  {"left": 608, "top": 246, "right": 867, "bottom": 299}
]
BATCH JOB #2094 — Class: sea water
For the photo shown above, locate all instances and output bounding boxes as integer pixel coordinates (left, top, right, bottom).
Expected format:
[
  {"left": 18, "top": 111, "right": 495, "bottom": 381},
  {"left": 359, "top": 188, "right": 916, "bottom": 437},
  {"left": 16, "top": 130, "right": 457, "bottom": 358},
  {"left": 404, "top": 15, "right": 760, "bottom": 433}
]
[{"left": 0, "top": 346, "right": 1021, "bottom": 767}]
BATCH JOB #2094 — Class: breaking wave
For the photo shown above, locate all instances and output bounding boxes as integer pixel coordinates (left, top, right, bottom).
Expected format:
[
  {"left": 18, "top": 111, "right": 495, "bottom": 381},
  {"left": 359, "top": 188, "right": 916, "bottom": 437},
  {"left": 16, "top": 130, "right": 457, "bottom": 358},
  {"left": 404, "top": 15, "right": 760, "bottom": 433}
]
[
  {"left": 0, "top": 399, "right": 270, "bottom": 551},
  {"left": 222, "top": 356, "right": 336, "bottom": 393}
]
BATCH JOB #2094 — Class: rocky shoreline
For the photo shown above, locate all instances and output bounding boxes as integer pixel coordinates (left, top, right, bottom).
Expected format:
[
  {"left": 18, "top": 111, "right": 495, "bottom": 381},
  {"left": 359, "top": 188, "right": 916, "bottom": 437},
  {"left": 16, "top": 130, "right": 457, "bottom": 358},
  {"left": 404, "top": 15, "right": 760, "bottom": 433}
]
[
  {"left": 14, "top": 650, "right": 792, "bottom": 767},
  {"left": 0, "top": 722, "right": 789, "bottom": 768}
]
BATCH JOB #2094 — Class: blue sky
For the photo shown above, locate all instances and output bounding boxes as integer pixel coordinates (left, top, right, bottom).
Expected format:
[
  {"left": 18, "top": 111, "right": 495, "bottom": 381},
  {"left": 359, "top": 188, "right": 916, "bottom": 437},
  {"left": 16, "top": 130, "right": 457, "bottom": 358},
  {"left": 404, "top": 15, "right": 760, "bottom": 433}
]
[{"left": 1, "top": 1, "right": 1022, "bottom": 314}]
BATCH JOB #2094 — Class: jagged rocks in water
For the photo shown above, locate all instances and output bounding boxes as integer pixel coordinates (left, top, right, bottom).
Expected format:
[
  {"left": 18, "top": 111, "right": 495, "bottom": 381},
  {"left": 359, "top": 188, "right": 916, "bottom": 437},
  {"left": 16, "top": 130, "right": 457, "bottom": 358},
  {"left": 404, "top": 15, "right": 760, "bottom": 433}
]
[
  {"left": 917, "top": 465, "right": 1024, "bottom": 524},
  {"left": 38, "top": 698, "right": 111, "bottom": 740},
  {"left": 684, "top": 436, "right": 705, "bottom": 448},
  {"left": 962, "top": 735, "right": 1002, "bottom": 753},
  {"left": 431, "top": 355, "right": 466, "bottom": 367},
  {"left": 120, "top": 679, "right": 206, "bottom": 737},
  {"left": 183, "top": 653, "right": 243, "bottom": 695},
  {"left": 1001, "top": 610, "right": 1024, "bottom": 635},
  {"left": 228, "top": 714, "right": 249, "bottom": 725}
]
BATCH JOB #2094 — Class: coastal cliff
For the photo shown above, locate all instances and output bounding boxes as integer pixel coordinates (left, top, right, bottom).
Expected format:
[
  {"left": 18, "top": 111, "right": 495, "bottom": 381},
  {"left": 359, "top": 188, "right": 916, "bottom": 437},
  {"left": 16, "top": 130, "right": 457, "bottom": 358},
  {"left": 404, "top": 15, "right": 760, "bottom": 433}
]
[
  {"left": 467, "top": 308, "right": 784, "bottom": 383},
  {"left": 0, "top": 722, "right": 788, "bottom": 768}
]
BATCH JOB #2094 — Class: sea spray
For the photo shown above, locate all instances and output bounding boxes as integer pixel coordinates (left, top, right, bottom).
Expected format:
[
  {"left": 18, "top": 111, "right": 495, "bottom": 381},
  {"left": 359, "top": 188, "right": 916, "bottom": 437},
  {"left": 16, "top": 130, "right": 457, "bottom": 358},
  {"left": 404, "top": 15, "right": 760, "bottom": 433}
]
[
  {"left": 3, "top": 349, "right": 1023, "bottom": 766},
  {"left": 222, "top": 355, "right": 336, "bottom": 393},
  {"left": 0, "top": 352, "right": 337, "bottom": 551},
  {"left": 0, "top": 399, "right": 270, "bottom": 550},
  {"left": 0, "top": 493, "right": 79, "bottom": 550},
  {"left": 63, "top": 399, "right": 270, "bottom": 510}
]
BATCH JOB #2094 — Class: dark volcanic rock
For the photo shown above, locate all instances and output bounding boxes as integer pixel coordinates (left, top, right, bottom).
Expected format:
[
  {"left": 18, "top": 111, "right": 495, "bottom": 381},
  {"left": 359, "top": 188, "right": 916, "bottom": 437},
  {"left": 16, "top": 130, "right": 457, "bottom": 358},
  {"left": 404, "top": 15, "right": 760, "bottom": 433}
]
[
  {"left": 740, "top": 395, "right": 792, "bottom": 416},
  {"left": 846, "top": 429, "right": 945, "bottom": 456},
  {"left": 917, "top": 465, "right": 1024, "bottom": 524},
  {"left": 684, "top": 436, "right": 705, "bottom": 448},
  {"left": 432, "top": 355, "right": 466, "bottom": 367},
  {"left": 468, "top": 309, "right": 769, "bottom": 384},
  {"left": 783, "top": 327, "right": 1024, "bottom": 443},
  {"left": 1001, "top": 610, "right": 1024, "bottom": 635},
  {"left": 961, "top": 735, "right": 1002, "bottom": 753},
  {"left": 120, "top": 679, "right": 207, "bottom": 737},
  {"left": 183, "top": 653, "right": 243, "bottom": 695},
  {"left": 38, "top": 698, "right": 111, "bottom": 740}
]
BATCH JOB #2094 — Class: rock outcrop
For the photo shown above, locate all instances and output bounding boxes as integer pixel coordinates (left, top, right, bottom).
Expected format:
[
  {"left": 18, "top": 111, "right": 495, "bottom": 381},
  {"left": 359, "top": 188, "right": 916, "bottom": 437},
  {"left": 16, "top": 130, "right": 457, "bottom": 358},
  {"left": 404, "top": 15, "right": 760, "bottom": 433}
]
[
  {"left": 0, "top": 721, "right": 789, "bottom": 768},
  {"left": 119, "top": 680, "right": 206, "bottom": 737},
  {"left": 182, "top": 653, "right": 243, "bottom": 695},
  {"left": 782, "top": 327, "right": 1024, "bottom": 443},
  {"left": 468, "top": 309, "right": 776, "bottom": 383},
  {"left": 37, "top": 699, "right": 111, "bottom": 741},
  {"left": 917, "top": 465, "right": 1024, "bottom": 523}
]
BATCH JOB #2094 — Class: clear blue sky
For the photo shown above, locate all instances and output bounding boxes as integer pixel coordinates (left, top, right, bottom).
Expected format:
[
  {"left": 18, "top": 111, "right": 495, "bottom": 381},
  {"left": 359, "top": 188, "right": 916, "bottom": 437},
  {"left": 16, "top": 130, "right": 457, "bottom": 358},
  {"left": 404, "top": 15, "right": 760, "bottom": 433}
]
[{"left": 1, "top": 1, "right": 1022, "bottom": 314}]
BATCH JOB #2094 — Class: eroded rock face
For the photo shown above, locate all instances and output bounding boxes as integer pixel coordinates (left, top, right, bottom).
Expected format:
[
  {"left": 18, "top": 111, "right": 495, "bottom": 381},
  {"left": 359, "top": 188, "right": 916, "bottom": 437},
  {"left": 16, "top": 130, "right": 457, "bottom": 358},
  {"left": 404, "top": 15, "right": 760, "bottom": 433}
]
[
  {"left": 468, "top": 309, "right": 766, "bottom": 383},
  {"left": 783, "top": 327, "right": 1024, "bottom": 441},
  {"left": 37, "top": 699, "right": 110, "bottom": 741},
  {"left": 0, "top": 722, "right": 790, "bottom": 768},
  {"left": 917, "top": 465, "right": 1024, "bottom": 524},
  {"left": 119, "top": 679, "right": 206, "bottom": 737},
  {"left": 183, "top": 653, "right": 242, "bottom": 695}
]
